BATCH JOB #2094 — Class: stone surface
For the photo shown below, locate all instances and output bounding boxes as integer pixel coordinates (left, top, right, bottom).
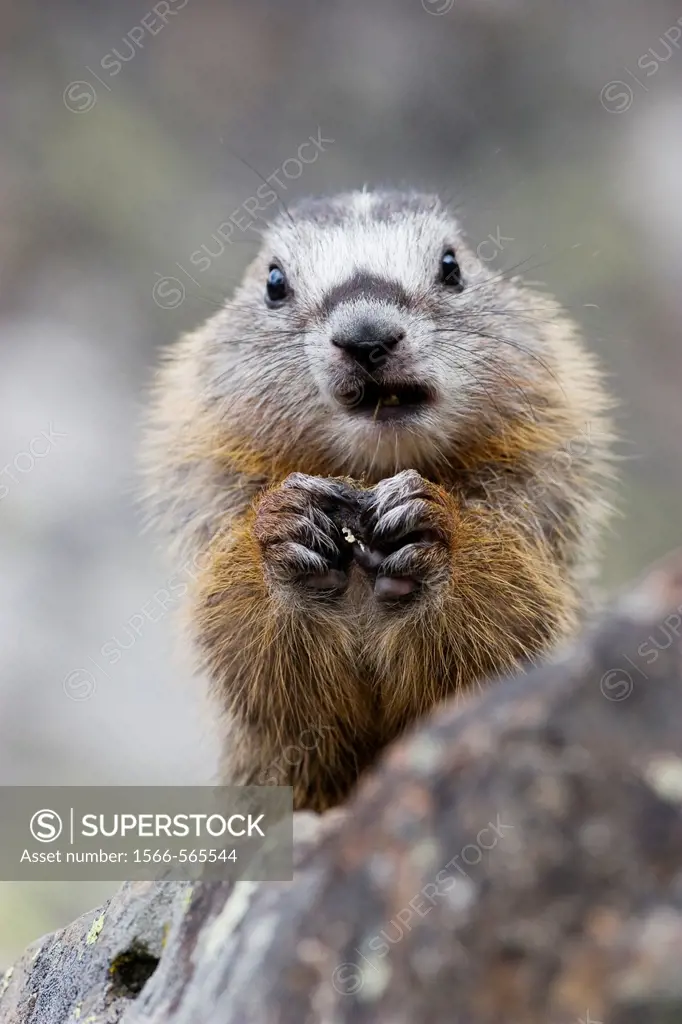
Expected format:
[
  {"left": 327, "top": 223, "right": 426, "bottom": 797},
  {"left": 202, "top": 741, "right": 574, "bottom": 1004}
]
[
  {"left": 4, "top": 553, "right": 682, "bottom": 1024},
  {"left": 0, "top": 881, "right": 190, "bottom": 1024}
]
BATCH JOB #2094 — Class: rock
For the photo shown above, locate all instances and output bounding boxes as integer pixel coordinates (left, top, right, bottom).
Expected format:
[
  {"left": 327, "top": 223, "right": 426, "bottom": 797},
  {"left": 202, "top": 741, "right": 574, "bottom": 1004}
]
[
  {"left": 4, "top": 553, "right": 682, "bottom": 1024},
  {"left": 0, "top": 881, "right": 191, "bottom": 1024}
]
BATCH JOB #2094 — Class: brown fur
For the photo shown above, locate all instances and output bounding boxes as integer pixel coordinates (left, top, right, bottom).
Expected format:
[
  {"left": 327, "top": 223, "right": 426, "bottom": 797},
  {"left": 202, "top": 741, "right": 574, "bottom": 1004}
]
[{"left": 142, "top": 190, "right": 615, "bottom": 811}]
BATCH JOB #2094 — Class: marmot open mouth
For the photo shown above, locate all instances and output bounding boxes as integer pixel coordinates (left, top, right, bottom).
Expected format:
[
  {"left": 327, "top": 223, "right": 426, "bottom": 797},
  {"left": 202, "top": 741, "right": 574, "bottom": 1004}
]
[{"left": 336, "top": 380, "right": 434, "bottom": 420}]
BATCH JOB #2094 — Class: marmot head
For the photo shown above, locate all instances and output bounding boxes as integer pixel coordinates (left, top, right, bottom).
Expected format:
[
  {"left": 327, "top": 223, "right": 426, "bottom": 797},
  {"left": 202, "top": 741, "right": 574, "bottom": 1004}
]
[{"left": 202, "top": 189, "right": 559, "bottom": 478}]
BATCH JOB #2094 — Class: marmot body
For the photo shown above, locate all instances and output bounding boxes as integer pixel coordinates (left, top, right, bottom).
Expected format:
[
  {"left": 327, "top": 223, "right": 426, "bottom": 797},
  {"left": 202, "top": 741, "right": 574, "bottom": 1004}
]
[{"left": 143, "top": 190, "right": 614, "bottom": 811}]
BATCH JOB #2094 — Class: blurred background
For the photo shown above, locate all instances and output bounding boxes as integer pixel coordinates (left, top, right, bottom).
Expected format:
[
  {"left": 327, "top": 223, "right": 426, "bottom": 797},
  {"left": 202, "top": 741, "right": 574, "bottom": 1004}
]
[{"left": 1, "top": 0, "right": 681, "bottom": 967}]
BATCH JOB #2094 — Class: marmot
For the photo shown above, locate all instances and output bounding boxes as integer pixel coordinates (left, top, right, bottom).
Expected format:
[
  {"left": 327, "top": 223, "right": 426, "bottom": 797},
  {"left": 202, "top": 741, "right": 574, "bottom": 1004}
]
[{"left": 142, "top": 189, "right": 614, "bottom": 811}]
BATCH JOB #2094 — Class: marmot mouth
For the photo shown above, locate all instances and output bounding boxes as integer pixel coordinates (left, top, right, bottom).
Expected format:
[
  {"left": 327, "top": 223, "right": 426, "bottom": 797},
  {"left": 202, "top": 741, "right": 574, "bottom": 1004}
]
[{"left": 336, "top": 380, "right": 434, "bottom": 420}]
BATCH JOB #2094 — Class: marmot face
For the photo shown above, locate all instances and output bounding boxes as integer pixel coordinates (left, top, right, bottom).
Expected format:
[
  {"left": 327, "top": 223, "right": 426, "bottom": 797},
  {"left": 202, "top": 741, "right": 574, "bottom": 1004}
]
[{"left": 203, "top": 190, "right": 561, "bottom": 481}]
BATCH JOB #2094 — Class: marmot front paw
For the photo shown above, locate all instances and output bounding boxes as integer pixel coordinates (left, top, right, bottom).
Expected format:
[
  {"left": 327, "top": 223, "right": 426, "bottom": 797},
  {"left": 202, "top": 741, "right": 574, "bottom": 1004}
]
[
  {"left": 254, "top": 473, "right": 360, "bottom": 593},
  {"left": 358, "top": 470, "right": 453, "bottom": 601}
]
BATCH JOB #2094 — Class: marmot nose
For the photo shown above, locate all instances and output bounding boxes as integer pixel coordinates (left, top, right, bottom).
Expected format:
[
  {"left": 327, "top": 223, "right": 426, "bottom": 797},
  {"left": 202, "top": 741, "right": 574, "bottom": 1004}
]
[{"left": 331, "top": 323, "right": 405, "bottom": 371}]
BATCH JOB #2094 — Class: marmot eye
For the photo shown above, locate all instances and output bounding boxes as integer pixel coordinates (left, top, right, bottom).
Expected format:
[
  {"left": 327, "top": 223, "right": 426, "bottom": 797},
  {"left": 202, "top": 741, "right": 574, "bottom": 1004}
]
[
  {"left": 440, "top": 249, "right": 463, "bottom": 291},
  {"left": 266, "top": 265, "right": 289, "bottom": 305}
]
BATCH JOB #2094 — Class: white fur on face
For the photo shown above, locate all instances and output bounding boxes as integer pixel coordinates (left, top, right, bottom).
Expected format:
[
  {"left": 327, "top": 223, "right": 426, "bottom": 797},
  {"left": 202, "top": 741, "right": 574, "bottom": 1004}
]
[{"left": 212, "top": 191, "right": 549, "bottom": 478}]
